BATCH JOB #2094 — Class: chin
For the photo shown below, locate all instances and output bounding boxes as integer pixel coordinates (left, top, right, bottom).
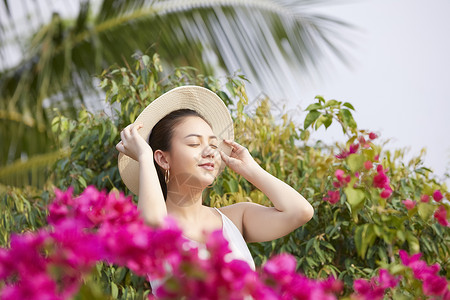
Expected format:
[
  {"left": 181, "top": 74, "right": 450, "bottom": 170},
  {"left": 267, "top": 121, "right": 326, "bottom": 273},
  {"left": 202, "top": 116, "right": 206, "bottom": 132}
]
[
  {"left": 179, "top": 171, "right": 216, "bottom": 189},
  {"left": 201, "top": 173, "right": 217, "bottom": 187}
]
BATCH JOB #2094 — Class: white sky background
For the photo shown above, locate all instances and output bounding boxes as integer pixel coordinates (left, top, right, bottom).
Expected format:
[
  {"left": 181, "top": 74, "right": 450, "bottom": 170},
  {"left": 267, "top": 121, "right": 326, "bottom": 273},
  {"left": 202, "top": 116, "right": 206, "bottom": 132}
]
[{"left": 279, "top": 0, "right": 450, "bottom": 186}]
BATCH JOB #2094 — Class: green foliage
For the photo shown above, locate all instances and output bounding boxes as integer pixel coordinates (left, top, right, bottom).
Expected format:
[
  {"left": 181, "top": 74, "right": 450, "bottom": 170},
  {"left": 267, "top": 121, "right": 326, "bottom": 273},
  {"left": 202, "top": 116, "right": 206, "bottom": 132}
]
[
  {"left": 1, "top": 54, "right": 449, "bottom": 298},
  {"left": 0, "top": 186, "right": 50, "bottom": 247}
]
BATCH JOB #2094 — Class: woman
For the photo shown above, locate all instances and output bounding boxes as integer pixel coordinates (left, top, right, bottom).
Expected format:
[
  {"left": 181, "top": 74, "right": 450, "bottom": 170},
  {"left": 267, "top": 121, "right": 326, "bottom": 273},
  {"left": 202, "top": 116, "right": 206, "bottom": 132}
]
[{"left": 116, "top": 85, "right": 313, "bottom": 275}]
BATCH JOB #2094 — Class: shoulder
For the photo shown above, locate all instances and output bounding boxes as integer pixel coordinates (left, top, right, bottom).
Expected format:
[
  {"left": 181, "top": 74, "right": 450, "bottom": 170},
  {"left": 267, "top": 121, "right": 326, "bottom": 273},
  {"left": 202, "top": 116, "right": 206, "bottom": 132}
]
[{"left": 216, "top": 202, "right": 262, "bottom": 234}]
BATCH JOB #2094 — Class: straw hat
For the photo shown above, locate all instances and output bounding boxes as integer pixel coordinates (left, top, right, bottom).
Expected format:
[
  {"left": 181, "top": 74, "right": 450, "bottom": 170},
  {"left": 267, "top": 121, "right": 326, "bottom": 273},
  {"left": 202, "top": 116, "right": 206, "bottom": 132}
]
[{"left": 118, "top": 85, "right": 234, "bottom": 195}]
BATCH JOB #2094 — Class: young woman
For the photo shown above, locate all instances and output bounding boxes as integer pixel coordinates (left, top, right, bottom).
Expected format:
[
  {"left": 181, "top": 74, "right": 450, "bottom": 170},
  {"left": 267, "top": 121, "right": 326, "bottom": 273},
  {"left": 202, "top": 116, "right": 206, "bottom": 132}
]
[{"left": 116, "top": 86, "right": 313, "bottom": 274}]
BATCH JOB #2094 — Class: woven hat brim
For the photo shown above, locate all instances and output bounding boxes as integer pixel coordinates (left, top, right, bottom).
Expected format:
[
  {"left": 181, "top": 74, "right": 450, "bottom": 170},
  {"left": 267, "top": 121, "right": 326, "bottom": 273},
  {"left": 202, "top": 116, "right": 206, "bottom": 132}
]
[{"left": 118, "top": 85, "right": 234, "bottom": 195}]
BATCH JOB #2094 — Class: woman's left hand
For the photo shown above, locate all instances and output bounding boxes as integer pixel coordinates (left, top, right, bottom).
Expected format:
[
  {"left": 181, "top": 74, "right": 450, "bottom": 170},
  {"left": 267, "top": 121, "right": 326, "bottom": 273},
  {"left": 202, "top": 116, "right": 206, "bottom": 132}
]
[{"left": 219, "top": 140, "right": 258, "bottom": 177}]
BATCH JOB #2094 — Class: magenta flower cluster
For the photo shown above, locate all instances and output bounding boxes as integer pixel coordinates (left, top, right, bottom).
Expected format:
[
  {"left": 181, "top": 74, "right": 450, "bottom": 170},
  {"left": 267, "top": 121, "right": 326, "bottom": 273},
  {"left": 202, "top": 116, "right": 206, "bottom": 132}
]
[
  {"left": 352, "top": 269, "right": 400, "bottom": 300},
  {"left": 0, "top": 186, "right": 345, "bottom": 300},
  {"left": 372, "top": 164, "right": 392, "bottom": 199},
  {"left": 352, "top": 251, "right": 450, "bottom": 300},
  {"left": 399, "top": 250, "right": 450, "bottom": 298}
]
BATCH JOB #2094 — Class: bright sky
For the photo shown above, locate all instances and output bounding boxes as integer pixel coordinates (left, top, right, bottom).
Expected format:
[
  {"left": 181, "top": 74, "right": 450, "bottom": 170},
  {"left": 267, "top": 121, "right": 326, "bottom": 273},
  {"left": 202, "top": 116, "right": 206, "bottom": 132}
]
[{"left": 288, "top": 0, "right": 450, "bottom": 186}]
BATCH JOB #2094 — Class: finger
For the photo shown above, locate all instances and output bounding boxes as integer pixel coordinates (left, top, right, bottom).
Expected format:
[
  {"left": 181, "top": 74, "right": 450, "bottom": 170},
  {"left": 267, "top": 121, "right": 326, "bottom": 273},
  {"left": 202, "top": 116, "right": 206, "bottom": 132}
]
[
  {"left": 116, "top": 141, "right": 124, "bottom": 153},
  {"left": 121, "top": 125, "right": 130, "bottom": 137},
  {"left": 219, "top": 150, "right": 230, "bottom": 164},
  {"left": 223, "top": 139, "right": 243, "bottom": 150},
  {"left": 131, "top": 123, "right": 143, "bottom": 136}
]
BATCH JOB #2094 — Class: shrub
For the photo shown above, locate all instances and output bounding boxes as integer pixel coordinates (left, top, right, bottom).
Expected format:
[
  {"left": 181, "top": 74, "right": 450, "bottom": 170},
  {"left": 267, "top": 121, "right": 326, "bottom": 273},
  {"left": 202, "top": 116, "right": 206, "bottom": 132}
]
[{"left": 1, "top": 53, "right": 448, "bottom": 299}]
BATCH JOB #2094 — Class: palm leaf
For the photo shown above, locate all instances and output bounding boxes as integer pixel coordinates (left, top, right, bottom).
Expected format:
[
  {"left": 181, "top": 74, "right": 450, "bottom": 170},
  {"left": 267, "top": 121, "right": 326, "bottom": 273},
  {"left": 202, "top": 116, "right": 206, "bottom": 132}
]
[
  {"left": 0, "top": 149, "right": 70, "bottom": 187},
  {"left": 0, "top": 0, "right": 352, "bottom": 186}
]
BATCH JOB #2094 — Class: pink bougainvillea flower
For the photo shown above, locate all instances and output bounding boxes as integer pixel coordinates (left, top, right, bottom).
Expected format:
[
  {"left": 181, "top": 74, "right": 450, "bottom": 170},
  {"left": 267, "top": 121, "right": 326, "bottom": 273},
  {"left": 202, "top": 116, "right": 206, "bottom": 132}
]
[
  {"left": 373, "top": 165, "right": 392, "bottom": 198},
  {"left": 320, "top": 276, "right": 344, "bottom": 295},
  {"left": 373, "top": 171, "right": 389, "bottom": 189},
  {"left": 262, "top": 254, "right": 342, "bottom": 300},
  {"left": 374, "top": 155, "right": 380, "bottom": 161},
  {"left": 349, "top": 144, "right": 360, "bottom": 154},
  {"left": 420, "top": 194, "right": 430, "bottom": 203},
  {"left": 353, "top": 278, "right": 385, "bottom": 300},
  {"left": 335, "top": 150, "right": 349, "bottom": 159},
  {"left": 336, "top": 144, "right": 360, "bottom": 159},
  {"left": 434, "top": 205, "right": 449, "bottom": 227},
  {"left": 263, "top": 253, "right": 296, "bottom": 280},
  {"left": 402, "top": 255, "right": 448, "bottom": 295},
  {"left": 352, "top": 269, "right": 399, "bottom": 300},
  {"left": 358, "top": 136, "right": 371, "bottom": 148},
  {"left": 2, "top": 185, "right": 349, "bottom": 300},
  {"left": 324, "top": 190, "right": 340, "bottom": 204},
  {"left": 48, "top": 187, "right": 75, "bottom": 226},
  {"left": 333, "top": 169, "right": 350, "bottom": 188},
  {"left": 422, "top": 274, "right": 448, "bottom": 296},
  {"left": 402, "top": 199, "right": 416, "bottom": 210},
  {"left": 400, "top": 250, "right": 448, "bottom": 297},
  {"left": 380, "top": 188, "right": 392, "bottom": 199},
  {"left": 364, "top": 160, "right": 373, "bottom": 170},
  {"left": 369, "top": 132, "right": 378, "bottom": 140},
  {"left": 376, "top": 165, "right": 383, "bottom": 173},
  {"left": 335, "top": 169, "right": 345, "bottom": 182},
  {"left": 433, "top": 190, "right": 444, "bottom": 202},
  {"left": 399, "top": 250, "right": 422, "bottom": 266},
  {"left": 377, "top": 269, "right": 400, "bottom": 289}
]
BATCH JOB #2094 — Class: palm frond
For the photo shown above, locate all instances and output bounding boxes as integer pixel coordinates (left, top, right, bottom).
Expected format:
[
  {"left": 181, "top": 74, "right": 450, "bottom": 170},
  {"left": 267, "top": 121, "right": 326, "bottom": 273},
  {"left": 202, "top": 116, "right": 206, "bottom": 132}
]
[
  {"left": 0, "top": 149, "right": 70, "bottom": 188},
  {"left": 0, "top": 0, "right": 353, "bottom": 186}
]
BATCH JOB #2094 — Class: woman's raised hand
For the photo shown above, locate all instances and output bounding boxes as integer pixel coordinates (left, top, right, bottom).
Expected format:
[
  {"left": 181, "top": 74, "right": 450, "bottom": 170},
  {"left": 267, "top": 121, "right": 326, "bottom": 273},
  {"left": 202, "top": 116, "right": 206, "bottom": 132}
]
[
  {"left": 116, "top": 123, "right": 153, "bottom": 161},
  {"left": 219, "top": 140, "right": 258, "bottom": 177}
]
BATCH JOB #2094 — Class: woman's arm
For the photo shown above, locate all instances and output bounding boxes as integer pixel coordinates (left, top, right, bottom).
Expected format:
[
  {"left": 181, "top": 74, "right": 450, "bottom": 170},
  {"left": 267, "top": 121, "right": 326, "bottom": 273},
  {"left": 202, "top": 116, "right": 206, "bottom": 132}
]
[
  {"left": 220, "top": 140, "right": 313, "bottom": 243},
  {"left": 116, "top": 123, "right": 167, "bottom": 226}
]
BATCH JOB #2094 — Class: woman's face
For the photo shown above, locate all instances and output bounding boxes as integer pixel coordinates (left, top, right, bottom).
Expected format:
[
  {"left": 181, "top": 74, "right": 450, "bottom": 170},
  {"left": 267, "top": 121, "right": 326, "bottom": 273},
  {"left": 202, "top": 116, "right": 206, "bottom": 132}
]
[{"left": 166, "top": 116, "right": 222, "bottom": 189}]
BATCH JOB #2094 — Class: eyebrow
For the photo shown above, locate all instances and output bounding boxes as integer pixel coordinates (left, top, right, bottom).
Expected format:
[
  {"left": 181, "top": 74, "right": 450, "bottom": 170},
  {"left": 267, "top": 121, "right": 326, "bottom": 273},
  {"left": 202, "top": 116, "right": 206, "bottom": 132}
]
[{"left": 184, "top": 134, "right": 218, "bottom": 140}]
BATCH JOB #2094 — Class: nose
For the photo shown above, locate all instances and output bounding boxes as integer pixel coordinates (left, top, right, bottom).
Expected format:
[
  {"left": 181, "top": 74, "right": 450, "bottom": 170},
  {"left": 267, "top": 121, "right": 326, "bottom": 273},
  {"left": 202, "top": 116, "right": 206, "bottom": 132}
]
[{"left": 201, "top": 145, "right": 216, "bottom": 158}]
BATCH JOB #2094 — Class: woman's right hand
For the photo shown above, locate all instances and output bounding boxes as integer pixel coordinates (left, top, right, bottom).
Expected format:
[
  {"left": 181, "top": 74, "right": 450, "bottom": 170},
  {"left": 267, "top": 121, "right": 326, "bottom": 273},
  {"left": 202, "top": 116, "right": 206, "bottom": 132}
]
[{"left": 116, "top": 123, "right": 153, "bottom": 161}]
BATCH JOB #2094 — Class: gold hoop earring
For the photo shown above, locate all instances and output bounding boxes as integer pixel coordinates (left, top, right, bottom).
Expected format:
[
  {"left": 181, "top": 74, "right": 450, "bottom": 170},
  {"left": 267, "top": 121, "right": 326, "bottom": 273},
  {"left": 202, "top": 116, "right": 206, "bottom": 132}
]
[{"left": 164, "top": 169, "right": 170, "bottom": 184}]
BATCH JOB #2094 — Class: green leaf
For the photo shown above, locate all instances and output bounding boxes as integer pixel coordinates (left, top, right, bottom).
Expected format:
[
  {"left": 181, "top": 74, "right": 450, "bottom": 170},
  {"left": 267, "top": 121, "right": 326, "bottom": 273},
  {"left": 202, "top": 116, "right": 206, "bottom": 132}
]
[
  {"left": 299, "top": 129, "right": 310, "bottom": 141},
  {"left": 343, "top": 102, "right": 355, "bottom": 110},
  {"left": 141, "top": 55, "right": 150, "bottom": 67},
  {"left": 323, "top": 115, "right": 333, "bottom": 129},
  {"left": 315, "top": 95, "right": 326, "bottom": 104},
  {"left": 324, "top": 99, "right": 339, "bottom": 107},
  {"left": 354, "top": 224, "right": 376, "bottom": 258},
  {"left": 418, "top": 202, "right": 435, "bottom": 221},
  {"left": 341, "top": 109, "right": 357, "bottom": 129},
  {"left": 344, "top": 187, "right": 365, "bottom": 211},
  {"left": 305, "top": 103, "right": 322, "bottom": 111},
  {"left": 111, "top": 282, "right": 118, "bottom": 298},
  {"left": 405, "top": 231, "right": 420, "bottom": 253},
  {"left": 78, "top": 176, "right": 87, "bottom": 189},
  {"left": 314, "top": 115, "right": 326, "bottom": 130},
  {"left": 303, "top": 110, "right": 321, "bottom": 130},
  {"left": 305, "top": 238, "right": 315, "bottom": 254},
  {"left": 347, "top": 154, "right": 365, "bottom": 173}
]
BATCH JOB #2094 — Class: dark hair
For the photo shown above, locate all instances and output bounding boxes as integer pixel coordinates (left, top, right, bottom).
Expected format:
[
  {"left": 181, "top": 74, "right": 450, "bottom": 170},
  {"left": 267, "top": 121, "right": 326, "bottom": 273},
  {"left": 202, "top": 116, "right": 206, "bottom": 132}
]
[{"left": 148, "top": 109, "right": 211, "bottom": 200}]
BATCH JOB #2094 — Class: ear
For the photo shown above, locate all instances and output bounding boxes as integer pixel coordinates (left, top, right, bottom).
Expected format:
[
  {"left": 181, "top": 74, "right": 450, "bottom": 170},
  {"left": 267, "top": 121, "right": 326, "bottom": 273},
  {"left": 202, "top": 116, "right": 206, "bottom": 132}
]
[{"left": 154, "top": 149, "right": 170, "bottom": 170}]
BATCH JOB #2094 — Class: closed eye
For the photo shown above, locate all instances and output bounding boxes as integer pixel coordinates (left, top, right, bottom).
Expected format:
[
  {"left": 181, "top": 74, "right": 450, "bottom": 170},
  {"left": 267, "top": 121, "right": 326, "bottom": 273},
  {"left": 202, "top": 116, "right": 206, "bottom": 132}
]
[{"left": 210, "top": 145, "right": 218, "bottom": 149}]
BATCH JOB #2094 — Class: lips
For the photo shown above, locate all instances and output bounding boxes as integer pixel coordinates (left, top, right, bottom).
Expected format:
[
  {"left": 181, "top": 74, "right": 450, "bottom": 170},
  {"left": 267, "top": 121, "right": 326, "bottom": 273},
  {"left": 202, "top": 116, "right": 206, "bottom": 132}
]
[{"left": 198, "top": 162, "right": 215, "bottom": 170}]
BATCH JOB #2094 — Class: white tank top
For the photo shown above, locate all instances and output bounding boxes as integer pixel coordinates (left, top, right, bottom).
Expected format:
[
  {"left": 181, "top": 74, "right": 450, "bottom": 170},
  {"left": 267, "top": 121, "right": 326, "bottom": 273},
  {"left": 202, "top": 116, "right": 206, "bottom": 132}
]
[
  {"left": 149, "top": 208, "right": 255, "bottom": 292},
  {"left": 214, "top": 208, "right": 256, "bottom": 270}
]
